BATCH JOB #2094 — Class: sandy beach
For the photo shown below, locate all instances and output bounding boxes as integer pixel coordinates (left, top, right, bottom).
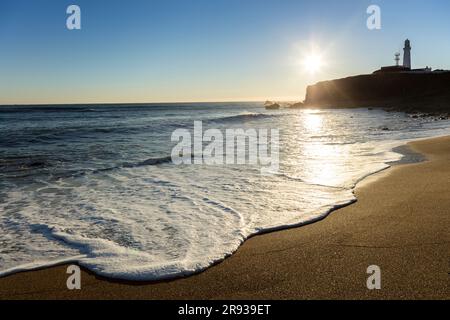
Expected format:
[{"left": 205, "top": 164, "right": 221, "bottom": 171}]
[{"left": 0, "top": 136, "right": 449, "bottom": 300}]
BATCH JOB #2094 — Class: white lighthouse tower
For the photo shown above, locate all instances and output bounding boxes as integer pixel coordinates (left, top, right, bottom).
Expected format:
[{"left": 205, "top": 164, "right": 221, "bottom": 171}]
[{"left": 403, "top": 39, "right": 411, "bottom": 69}]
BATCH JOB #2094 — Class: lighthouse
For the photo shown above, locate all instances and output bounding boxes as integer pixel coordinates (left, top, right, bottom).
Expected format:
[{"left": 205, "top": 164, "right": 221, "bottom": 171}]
[
  {"left": 374, "top": 39, "right": 435, "bottom": 74},
  {"left": 403, "top": 39, "right": 411, "bottom": 69}
]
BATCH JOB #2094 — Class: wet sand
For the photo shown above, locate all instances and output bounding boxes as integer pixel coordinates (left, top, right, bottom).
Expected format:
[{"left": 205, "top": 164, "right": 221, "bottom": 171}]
[{"left": 1, "top": 136, "right": 449, "bottom": 300}]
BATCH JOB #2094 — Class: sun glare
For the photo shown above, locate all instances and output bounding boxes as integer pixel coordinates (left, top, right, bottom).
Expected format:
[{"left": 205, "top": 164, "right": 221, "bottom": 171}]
[{"left": 303, "top": 54, "right": 323, "bottom": 74}]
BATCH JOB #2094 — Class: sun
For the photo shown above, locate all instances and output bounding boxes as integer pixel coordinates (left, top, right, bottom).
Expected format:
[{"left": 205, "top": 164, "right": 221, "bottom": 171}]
[{"left": 303, "top": 54, "right": 323, "bottom": 74}]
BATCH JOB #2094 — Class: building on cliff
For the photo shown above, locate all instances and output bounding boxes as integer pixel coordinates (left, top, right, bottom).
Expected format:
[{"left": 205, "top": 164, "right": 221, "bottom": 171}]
[
  {"left": 374, "top": 39, "right": 432, "bottom": 74},
  {"left": 403, "top": 39, "right": 411, "bottom": 69}
]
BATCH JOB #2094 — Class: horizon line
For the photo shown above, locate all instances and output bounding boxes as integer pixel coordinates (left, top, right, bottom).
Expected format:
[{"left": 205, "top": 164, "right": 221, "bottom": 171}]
[{"left": 0, "top": 99, "right": 303, "bottom": 107}]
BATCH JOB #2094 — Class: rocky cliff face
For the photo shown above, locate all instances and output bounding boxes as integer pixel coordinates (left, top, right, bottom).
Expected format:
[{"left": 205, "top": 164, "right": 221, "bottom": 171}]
[{"left": 304, "top": 72, "right": 450, "bottom": 114}]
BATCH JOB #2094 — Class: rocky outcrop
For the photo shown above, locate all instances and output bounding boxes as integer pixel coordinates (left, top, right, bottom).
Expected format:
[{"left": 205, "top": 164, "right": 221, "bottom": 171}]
[
  {"left": 288, "top": 102, "right": 305, "bottom": 109},
  {"left": 304, "top": 72, "right": 450, "bottom": 115},
  {"left": 264, "top": 101, "right": 281, "bottom": 110}
]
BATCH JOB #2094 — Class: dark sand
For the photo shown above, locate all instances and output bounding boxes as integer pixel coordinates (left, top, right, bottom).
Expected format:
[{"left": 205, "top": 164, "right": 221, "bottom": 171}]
[{"left": 1, "top": 137, "right": 449, "bottom": 300}]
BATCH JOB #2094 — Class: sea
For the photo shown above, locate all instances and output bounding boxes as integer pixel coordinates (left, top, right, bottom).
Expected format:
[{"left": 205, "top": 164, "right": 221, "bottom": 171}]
[{"left": 1, "top": 103, "right": 449, "bottom": 280}]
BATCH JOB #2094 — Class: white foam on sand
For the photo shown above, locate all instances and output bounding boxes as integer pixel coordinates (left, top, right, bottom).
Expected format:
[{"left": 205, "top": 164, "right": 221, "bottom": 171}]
[{"left": 0, "top": 156, "right": 387, "bottom": 281}]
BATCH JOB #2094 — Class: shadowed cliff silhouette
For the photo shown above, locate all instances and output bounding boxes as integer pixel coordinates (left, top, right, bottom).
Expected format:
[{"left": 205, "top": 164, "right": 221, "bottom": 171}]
[{"left": 304, "top": 72, "right": 450, "bottom": 116}]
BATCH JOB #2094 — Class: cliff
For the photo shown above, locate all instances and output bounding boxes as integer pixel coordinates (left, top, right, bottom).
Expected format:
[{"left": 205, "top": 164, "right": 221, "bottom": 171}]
[{"left": 304, "top": 72, "right": 450, "bottom": 115}]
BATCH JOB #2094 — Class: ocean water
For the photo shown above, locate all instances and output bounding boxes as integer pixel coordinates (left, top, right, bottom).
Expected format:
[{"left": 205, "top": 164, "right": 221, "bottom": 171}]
[{"left": 1, "top": 103, "right": 449, "bottom": 280}]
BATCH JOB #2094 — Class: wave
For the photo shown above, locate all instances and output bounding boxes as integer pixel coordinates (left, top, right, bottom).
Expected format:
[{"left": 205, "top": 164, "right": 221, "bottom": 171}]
[
  {"left": 0, "top": 154, "right": 176, "bottom": 179},
  {"left": 86, "top": 155, "right": 178, "bottom": 176},
  {"left": 274, "top": 172, "right": 348, "bottom": 190},
  {"left": 122, "top": 155, "right": 175, "bottom": 168},
  {"left": 209, "top": 112, "right": 277, "bottom": 124},
  {"left": 0, "top": 155, "right": 60, "bottom": 174}
]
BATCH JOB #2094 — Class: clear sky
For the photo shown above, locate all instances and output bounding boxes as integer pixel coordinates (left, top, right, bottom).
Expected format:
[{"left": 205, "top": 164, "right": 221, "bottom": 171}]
[{"left": 1, "top": 0, "right": 450, "bottom": 104}]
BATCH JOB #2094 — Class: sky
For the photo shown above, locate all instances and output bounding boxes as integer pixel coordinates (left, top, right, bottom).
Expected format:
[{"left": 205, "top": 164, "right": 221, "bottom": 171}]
[{"left": 1, "top": 0, "right": 450, "bottom": 105}]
